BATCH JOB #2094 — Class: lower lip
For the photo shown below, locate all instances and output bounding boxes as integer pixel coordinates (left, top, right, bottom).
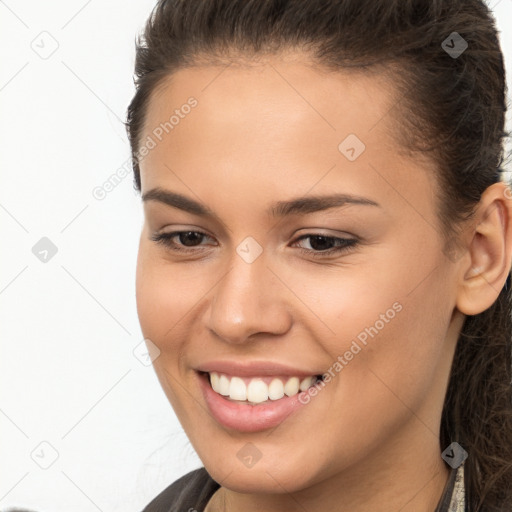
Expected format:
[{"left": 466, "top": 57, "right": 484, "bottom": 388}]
[{"left": 197, "top": 372, "right": 312, "bottom": 432}]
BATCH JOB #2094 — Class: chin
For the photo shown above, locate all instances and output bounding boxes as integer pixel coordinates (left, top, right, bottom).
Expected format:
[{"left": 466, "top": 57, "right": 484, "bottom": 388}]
[{"left": 202, "top": 453, "right": 318, "bottom": 494}]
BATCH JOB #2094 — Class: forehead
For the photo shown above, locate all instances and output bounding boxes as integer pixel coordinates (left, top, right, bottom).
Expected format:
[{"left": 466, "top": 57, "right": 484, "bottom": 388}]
[
  {"left": 140, "top": 54, "right": 401, "bottom": 161},
  {"left": 138, "top": 54, "right": 437, "bottom": 224}
]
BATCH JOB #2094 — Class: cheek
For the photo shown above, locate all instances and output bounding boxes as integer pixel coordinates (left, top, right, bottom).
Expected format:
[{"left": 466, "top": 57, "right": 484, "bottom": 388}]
[
  {"left": 135, "top": 244, "right": 199, "bottom": 411},
  {"left": 135, "top": 243, "right": 207, "bottom": 345},
  {"left": 305, "top": 265, "right": 452, "bottom": 419}
]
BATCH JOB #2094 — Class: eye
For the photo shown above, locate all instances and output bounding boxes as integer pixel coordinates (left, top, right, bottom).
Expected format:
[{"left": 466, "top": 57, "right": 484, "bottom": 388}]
[
  {"left": 291, "top": 234, "right": 359, "bottom": 257},
  {"left": 150, "top": 230, "right": 359, "bottom": 258},
  {"left": 150, "top": 230, "right": 215, "bottom": 252}
]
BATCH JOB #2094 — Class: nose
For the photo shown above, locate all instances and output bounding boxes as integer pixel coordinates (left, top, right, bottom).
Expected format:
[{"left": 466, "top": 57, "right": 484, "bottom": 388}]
[{"left": 205, "top": 249, "right": 293, "bottom": 344}]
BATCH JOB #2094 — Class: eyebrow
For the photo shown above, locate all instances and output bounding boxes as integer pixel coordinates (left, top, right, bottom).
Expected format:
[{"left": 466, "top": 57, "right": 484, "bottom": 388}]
[{"left": 141, "top": 187, "right": 381, "bottom": 219}]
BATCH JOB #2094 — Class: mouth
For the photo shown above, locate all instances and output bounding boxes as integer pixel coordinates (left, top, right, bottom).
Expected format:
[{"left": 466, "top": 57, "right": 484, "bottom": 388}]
[
  {"left": 200, "top": 371, "right": 324, "bottom": 405},
  {"left": 196, "top": 370, "right": 325, "bottom": 432},
  {"left": 194, "top": 360, "right": 327, "bottom": 431}
]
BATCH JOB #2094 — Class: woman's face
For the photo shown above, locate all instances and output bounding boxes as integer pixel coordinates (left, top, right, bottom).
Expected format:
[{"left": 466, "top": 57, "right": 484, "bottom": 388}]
[{"left": 136, "top": 54, "right": 463, "bottom": 493}]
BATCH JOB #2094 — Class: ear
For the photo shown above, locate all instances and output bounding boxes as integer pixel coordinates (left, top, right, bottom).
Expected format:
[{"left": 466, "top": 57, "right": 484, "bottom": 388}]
[{"left": 456, "top": 181, "right": 512, "bottom": 316}]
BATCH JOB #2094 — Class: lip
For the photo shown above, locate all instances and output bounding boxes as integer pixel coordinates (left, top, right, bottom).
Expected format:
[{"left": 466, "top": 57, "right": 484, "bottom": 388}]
[
  {"left": 195, "top": 360, "right": 322, "bottom": 378},
  {"left": 197, "top": 371, "right": 313, "bottom": 432}
]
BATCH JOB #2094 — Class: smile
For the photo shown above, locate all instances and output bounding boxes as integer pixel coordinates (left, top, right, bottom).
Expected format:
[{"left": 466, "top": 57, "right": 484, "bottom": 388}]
[{"left": 207, "top": 372, "right": 322, "bottom": 404}]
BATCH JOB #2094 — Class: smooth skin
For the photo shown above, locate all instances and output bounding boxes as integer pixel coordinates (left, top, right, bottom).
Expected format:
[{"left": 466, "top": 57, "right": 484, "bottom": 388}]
[{"left": 135, "top": 52, "right": 512, "bottom": 512}]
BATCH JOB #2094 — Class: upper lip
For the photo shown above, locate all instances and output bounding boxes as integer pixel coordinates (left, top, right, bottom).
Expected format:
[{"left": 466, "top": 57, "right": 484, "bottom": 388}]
[{"left": 195, "top": 360, "right": 322, "bottom": 378}]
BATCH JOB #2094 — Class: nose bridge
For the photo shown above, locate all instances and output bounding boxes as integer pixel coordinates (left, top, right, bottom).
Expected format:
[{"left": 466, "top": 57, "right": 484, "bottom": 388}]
[{"left": 206, "top": 244, "right": 292, "bottom": 343}]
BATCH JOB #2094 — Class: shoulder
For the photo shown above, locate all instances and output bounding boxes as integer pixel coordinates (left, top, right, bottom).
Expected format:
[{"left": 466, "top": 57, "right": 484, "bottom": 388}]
[{"left": 142, "top": 467, "right": 220, "bottom": 512}]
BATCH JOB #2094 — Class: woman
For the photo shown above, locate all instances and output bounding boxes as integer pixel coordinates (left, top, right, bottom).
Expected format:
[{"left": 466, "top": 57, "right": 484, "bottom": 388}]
[{"left": 126, "top": 0, "right": 512, "bottom": 510}]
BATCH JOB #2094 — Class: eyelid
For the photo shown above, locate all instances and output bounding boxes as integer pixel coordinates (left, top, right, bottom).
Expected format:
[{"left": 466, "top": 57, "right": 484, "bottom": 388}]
[
  {"left": 150, "top": 229, "right": 360, "bottom": 258},
  {"left": 291, "top": 233, "right": 359, "bottom": 256},
  {"left": 150, "top": 229, "right": 216, "bottom": 249}
]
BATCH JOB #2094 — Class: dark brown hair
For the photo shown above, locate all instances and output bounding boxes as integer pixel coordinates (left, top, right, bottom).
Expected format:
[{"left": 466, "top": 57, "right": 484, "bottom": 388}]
[{"left": 126, "top": 1, "right": 512, "bottom": 510}]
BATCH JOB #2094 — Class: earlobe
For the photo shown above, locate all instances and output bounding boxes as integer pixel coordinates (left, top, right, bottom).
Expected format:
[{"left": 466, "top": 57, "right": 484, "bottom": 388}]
[{"left": 456, "top": 182, "right": 512, "bottom": 316}]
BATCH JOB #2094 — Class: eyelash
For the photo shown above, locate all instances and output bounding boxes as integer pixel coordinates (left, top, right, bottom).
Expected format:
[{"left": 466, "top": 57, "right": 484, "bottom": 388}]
[{"left": 150, "top": 231, "right": 359, "bottom": 258}]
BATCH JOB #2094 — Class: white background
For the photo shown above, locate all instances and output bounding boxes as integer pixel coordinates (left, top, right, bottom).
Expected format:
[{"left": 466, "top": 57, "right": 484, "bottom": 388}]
[{"left": 1, "top": 1, "right": 511, "bottom": 511}]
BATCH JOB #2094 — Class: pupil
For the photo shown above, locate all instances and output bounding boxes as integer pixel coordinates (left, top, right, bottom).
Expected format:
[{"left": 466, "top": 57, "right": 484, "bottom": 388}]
[
  {"left": 180, "top": 231, "right": 203, "bottom": 246},
  {"left": 310, "top": 236, "right": 333, "bottom": 251}
]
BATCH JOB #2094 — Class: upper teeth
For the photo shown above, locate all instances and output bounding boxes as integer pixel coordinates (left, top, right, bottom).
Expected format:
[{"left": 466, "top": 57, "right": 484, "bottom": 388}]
[{"left": 208, "top": 372, "right": 318, "bottom": 404}]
